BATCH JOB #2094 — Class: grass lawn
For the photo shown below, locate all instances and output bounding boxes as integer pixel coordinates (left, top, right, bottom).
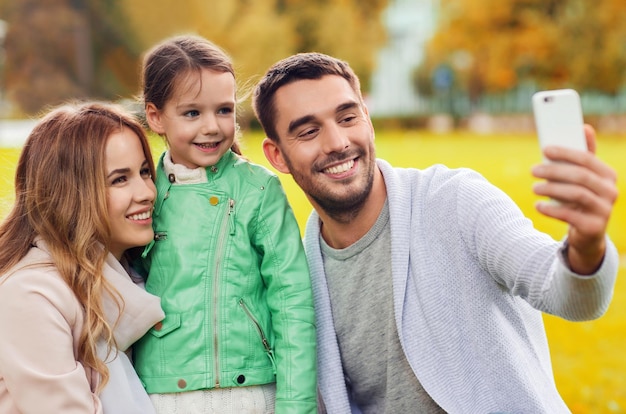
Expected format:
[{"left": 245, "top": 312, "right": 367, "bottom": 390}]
[{"left": 1, "top": 130, "right": 625, "bottom": 412}]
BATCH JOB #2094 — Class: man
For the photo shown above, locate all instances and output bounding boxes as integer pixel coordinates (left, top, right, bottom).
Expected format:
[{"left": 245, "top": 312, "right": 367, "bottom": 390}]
[{"left": 252, "top": 53, "right": 618, "bottom": 413}]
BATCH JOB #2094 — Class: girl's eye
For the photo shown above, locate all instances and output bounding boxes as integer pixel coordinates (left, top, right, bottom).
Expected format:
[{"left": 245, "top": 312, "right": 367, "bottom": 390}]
[
  {"left": 184, "top": 110, "right": 200, "bottom": 118},
  {"left": 218, "top": 107, "right": 233, "bottom": 115}
]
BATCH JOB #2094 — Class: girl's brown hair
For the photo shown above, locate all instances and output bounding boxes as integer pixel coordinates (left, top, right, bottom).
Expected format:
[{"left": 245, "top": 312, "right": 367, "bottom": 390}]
[
  {"left": 0, "top": 101, "right": 156, "bottom": 391},
  {"left": 142, "top": 34, "right": 242, "bottom": 155}
]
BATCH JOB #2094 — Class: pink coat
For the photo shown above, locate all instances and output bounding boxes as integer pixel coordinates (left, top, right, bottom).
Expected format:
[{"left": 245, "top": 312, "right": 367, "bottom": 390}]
[{"left": 0, "top": 240, "right": 164, "bottom": 413}]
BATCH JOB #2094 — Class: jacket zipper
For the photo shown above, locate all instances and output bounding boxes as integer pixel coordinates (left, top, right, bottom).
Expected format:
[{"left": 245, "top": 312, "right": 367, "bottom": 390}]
[
  {"left": 212, "top": 198, "right": 235, "bottom": 387},
  {"left": 228, "top": 199, "right": 236, "bottom": 235},
  {"left": 154, "top": 231, "right": 167, "bottom": 241},
  {"left": 239, "top": 298, "right": 276, "bottom": 372}
]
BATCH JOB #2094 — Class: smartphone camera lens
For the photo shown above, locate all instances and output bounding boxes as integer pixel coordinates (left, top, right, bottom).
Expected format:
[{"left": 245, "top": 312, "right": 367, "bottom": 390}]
[{"left": 544, "top": 96, "right": 553, "bottom": 103}]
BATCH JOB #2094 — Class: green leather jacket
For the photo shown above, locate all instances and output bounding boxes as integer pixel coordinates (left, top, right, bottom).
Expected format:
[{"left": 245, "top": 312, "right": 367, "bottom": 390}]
[{"left": 133, "top": 150, "right": 317, "bottom": 413}]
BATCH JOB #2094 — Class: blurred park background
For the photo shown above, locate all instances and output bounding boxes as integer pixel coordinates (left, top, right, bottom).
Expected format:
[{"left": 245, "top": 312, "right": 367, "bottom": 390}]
[{"left": 0, "top": 0, "right": 624, "bottom": 412}]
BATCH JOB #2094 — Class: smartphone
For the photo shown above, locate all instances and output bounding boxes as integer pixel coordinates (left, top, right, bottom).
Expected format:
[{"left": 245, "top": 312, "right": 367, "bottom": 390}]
[{"left": 532, "top": 89, "right": 587, "bottom": 163}]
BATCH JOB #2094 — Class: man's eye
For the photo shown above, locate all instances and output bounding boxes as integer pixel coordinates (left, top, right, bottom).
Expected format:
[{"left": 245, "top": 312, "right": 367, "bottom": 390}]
[
  {"left": 298, "top": 128, "right": 319, "bottom": 139},
  {"left": 341, "top": 115, "right": 357, "bottom": 124},
  {"left": 296, "top": 126, "right": 320, "bottom": 139}
]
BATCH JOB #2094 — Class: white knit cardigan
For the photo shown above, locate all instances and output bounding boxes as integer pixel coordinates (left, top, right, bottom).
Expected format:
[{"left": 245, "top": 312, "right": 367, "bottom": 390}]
[{"left": 305, "top": 159, "right": 618, "bottom": 414}]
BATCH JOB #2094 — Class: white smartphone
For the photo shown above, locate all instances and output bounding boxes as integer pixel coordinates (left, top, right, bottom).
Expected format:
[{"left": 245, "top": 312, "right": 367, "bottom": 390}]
[{"left": 532, "top": 89, "right": 587, "bottom": 163}]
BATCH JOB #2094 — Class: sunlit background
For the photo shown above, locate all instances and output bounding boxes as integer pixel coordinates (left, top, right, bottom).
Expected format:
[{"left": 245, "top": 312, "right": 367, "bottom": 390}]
[{"left": 0, "top": 1, "right": 624, "bottom": 412}]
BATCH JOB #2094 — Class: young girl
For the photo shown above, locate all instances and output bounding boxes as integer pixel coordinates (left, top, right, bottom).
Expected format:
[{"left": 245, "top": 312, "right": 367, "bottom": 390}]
[
  {"left": 132, "top": 35, "right": 317, "bottom": 414},
  {"left": 0, "top": 102, "right": 165, "bottom": 413}
]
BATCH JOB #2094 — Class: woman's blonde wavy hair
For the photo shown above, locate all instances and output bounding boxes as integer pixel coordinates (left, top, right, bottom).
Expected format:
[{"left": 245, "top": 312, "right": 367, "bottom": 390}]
[{"left": 0, "top": 101, "right": 156, "bottom": 391}]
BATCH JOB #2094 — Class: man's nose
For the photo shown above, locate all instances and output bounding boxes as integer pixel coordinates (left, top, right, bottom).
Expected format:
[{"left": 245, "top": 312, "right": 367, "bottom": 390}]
[{"left": 322, "top": 123, "right": 350, "bottom": 154}]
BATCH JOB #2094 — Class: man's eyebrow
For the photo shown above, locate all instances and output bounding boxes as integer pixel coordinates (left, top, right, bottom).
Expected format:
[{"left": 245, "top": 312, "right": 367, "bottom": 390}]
[
  {"left": 287, "top": 101, "right": 360, "bottom": 135},
  {"left": 287, "top": 115, "right": 315, "bottom": 135},
  {"left": 336, "top": 101, "right": 359, "bottom": 113}
]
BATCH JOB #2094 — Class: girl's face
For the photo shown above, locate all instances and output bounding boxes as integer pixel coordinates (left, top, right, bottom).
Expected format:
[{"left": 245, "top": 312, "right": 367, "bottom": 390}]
[
  {"left": 105, "top": 127, "right": 156, "bottom": 260},
  {"left": 146, "top": 68, "right": 237, "bottom": 169}
]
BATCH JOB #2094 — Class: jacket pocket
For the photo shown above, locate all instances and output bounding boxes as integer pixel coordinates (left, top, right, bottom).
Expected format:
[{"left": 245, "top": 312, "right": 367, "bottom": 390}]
[
  {"left": 238, "top": 298, "right": 276, "bottom": 372},
  {"left": 148, "top": 313, "right": 181, "bottom": 338}
]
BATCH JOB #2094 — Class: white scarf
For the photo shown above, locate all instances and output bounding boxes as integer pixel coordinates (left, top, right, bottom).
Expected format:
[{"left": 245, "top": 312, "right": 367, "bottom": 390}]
[{"left": 98, "top": 253, "right": 164, "bottom": 413}]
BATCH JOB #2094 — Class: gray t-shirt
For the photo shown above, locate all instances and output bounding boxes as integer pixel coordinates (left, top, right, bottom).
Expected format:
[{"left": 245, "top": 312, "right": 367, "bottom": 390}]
[{"left": 321, "top": 201, "right": 445, "bottom": 413}]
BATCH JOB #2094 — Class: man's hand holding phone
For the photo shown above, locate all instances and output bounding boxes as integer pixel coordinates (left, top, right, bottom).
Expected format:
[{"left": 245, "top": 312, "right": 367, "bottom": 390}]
[{"left": 531, "top": 89, "right": 618, "bottom": 274}]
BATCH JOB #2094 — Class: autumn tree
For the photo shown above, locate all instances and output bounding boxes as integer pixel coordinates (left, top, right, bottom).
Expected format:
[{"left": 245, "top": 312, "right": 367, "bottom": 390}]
[
  {"left": 0, "top": 0, "right": 388, "bottom": 116},
  {"left": 274, "top": 0, "right": 388, "bottom": 91},
  {"left": 121, "top": 0, "right": 389, "bottom": 121},
  {"left": 0, "top": 0, "right": 138, "bottom": 115},
  {"left": 416, "top": 0, "right": 626, "bottom": 104},
  {"left": 122, "top": 0, "right": 297, "bottom": 93}
]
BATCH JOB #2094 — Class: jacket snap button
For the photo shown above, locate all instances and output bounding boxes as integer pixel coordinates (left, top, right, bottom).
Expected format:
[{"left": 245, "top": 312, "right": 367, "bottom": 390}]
[
  {"left": 177, "top": 379, "right": 187, "bottom": 389},
  {"left": 153, "top": 322, "right": 163, "bottom": 331},
  {"left": 209, "top": 196, "right": 219, "bottom": 206},
  {"left": 168, "top": 173, "right": 176, "bottom": 183},
  {"left": 237, "top": 375, "right": 245, "bottom": 384}
]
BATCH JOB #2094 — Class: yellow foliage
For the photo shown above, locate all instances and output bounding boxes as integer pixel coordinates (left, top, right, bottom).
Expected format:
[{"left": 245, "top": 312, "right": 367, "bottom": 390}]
[
  {"left": 120, "top": 0, "right": 388, "bottom": 95},
  {"left": 423, "top": 0, "right": 626, "bottom": 96}
]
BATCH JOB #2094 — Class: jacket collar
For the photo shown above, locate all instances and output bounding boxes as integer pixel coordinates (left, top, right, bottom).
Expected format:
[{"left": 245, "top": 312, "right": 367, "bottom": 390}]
[{"left": 153, "top": 149, "right": 237, "bottom": 216}]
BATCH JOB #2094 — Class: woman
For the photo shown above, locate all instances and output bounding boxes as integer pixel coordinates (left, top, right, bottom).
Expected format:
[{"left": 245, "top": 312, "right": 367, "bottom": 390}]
[{"left": 0, "top": 102, "right": 165, "bottom": 413}]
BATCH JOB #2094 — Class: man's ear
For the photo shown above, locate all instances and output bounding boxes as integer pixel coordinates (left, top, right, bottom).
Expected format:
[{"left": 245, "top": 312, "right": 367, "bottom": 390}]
[
  {"left": 145, "top": 103, "right": 165, "bottom": 135},
  {"left": 262, "top": 138, "right": 290, "bottom": 174}
]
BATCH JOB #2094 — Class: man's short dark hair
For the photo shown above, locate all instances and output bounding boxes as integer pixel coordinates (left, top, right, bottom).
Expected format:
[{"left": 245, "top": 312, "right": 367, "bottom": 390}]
[{"left": 252, "top": 53, "right": 363, "bottom": 142}]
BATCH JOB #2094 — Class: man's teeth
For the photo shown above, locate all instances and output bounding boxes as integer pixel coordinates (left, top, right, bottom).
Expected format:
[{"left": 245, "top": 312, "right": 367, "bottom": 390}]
[
  {"left": 324, "top": 160, "right": 354, "bottom": 174},
  {"left": 128, "top": 211, "right": 151, "bottom": 220}
]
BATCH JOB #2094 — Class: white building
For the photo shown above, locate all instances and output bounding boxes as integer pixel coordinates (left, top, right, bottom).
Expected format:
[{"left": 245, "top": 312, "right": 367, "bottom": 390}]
[{"left": 368, "top": 0, "right": 439, "bottom": 116}]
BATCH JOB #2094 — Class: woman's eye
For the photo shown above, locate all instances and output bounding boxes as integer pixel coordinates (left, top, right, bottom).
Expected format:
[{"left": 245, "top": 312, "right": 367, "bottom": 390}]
[
  {"left": 111, "top": 176, "right": 127, "bottom": 185},
  {"left": 140, "top": 167, "right": 152, "bottom": 178}
]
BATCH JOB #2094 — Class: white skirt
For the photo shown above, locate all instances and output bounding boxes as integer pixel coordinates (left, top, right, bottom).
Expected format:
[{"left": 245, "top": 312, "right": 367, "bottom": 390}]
[{"left": 149, "top": 384, "right": 276, "bottom": 414}]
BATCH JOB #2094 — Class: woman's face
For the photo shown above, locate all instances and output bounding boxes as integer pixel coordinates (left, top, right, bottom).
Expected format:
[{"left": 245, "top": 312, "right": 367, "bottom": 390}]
[{"left": 105, "top": 127, "right": 156, "bottom": 259}]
